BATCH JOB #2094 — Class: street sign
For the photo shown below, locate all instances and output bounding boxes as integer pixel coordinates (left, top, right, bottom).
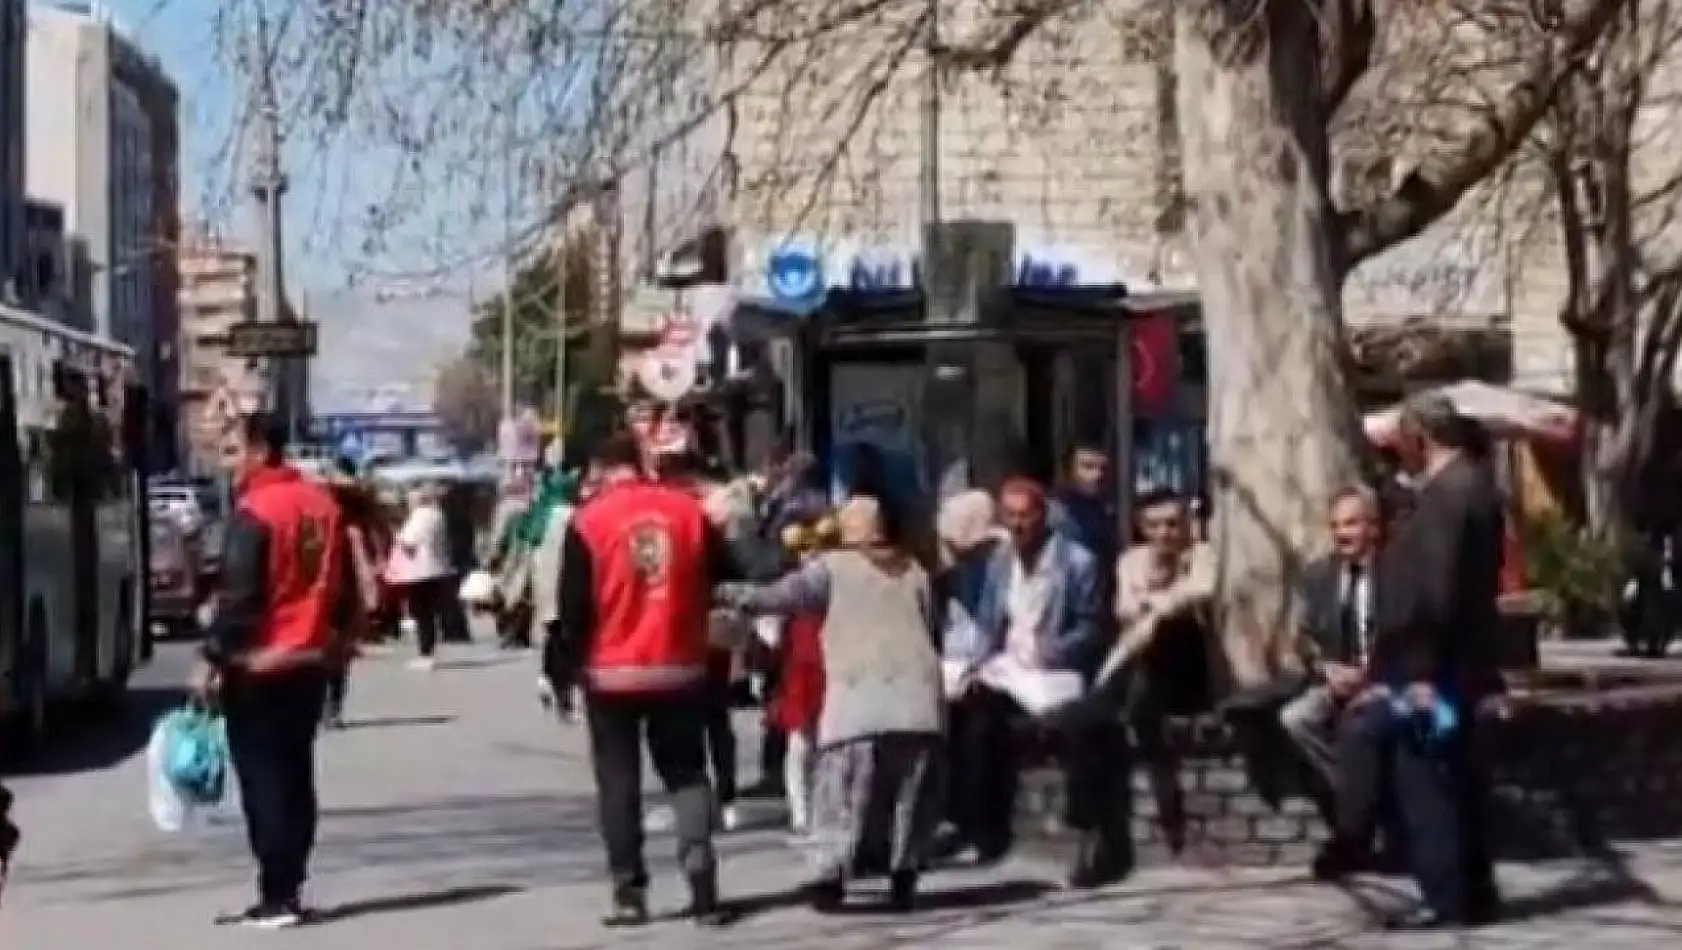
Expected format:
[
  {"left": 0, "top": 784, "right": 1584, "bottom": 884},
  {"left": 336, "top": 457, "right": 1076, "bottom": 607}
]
[
  {"left": 766, "top": 245, "right": 823, "bottom": 305},
  {"left": 226, "top": 320, "right": 319, "bottom": 358},
  {"left": 637, "top": 349, "right": 698, "bottom": 401},
  {"left": 337, "top": 429, "right": 366, "bottom": 462}
]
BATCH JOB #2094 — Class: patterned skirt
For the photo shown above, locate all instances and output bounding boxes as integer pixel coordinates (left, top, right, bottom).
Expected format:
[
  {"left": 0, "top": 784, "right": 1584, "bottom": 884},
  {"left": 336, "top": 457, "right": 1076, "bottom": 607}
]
[{"left": 807, "top": 732, "right": 945, "bottom": 880}]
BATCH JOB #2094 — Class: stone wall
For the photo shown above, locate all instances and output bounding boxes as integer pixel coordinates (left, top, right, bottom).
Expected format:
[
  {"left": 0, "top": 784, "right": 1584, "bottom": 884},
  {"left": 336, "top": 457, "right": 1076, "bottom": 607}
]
[{"left": 1015, "top": 677, "right": 1682, "bottom": 868}]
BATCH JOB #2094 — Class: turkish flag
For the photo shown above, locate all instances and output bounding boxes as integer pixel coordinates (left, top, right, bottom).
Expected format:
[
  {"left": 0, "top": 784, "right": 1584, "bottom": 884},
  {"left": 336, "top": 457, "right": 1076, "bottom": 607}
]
[{"left": 1130, "top": 311, "right": 1179, "bottom": 417}]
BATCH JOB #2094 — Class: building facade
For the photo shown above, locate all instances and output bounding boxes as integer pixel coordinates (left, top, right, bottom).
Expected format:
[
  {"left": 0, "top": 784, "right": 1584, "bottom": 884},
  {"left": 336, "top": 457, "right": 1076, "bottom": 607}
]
[
  {"left": 26, "top": 2, "right": 180, "bottom": 466},
  {"left": 177, "top": 228, "right": 267, "bottom": 474},
  {"left": 610, "top": 3, "right": 1610, "bottom": 403},
  {"left": 0, "top": 0, "right": 24, "bottom": 297}
]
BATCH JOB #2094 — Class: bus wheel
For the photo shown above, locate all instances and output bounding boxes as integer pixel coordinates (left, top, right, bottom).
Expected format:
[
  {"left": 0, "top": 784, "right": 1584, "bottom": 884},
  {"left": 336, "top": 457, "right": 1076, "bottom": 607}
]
[
  {"left": 10, "top": 602, "right": 49, "bottom": 756},
  {"left": 95, "top": 584, "right": 136, "bottom": 711}
]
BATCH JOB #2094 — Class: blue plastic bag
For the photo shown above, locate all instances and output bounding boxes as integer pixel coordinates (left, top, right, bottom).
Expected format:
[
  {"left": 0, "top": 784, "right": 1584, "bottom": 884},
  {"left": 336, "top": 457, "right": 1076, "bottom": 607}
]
[
  {"left": 157, "top": 705, "right": 230, "bottom": 806},
  {"left": 1389, "top": 690, "right": 1459, "bottom": 748}
]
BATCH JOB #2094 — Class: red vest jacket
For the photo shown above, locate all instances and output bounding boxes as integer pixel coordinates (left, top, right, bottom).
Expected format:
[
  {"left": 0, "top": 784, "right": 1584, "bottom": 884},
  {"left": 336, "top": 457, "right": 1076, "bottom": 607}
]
[
  {"left": 572, "top": 480, "right": 712, "bottom": 693},
  {"left": 238, "top": 465, "right": 346, "bottom": 671}
]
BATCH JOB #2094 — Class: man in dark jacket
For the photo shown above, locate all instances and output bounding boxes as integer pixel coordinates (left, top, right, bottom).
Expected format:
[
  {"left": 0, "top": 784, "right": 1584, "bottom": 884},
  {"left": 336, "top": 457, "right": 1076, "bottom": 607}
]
[
  {"left": 193, "top": 413, "right": 356, "bottom": 929},
  {"left": 1340, "top": 394, "right": 1504, "bottom": 929},
  {"left": 545, "top": 433, "right": 738, "bottom": 928},
  {"left": 1279, "top": 485, "right": 1384, "bottom": 872},
  {"left": 0, "top": 783, "right": 16, "bottom": 905}
]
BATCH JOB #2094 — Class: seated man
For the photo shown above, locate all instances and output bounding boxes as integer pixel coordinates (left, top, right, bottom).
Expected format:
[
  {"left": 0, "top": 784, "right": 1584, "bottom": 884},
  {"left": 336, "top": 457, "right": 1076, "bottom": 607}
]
[
  {"left": 1098, "top": 488, "right": 1216, "bottom": 854},
  {"left": 1278, "top": 485, "right": 1383, "bottom": 874},
  {"left": 946, "top": 478, "right": 1119, "bottom": 888}
]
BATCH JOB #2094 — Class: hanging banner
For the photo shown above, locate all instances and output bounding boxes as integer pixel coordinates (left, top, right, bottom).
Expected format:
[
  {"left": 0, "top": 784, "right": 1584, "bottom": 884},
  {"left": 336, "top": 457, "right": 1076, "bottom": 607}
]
[{"left": 1130, "top": 311, "right": 1179, "bottom": 418}]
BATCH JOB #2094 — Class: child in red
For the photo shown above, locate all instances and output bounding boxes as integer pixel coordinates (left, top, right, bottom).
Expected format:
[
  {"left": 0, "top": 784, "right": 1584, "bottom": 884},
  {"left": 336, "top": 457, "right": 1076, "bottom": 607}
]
[{"left": 770, "top": 515, "right": 836, "bottom": 837}]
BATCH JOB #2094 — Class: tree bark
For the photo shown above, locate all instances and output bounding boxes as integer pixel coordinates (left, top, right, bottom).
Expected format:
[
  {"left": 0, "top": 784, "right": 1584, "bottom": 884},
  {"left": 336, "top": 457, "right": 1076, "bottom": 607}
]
[{"left": 1176, "top": 4, "right": 1368, "bottom": 688}]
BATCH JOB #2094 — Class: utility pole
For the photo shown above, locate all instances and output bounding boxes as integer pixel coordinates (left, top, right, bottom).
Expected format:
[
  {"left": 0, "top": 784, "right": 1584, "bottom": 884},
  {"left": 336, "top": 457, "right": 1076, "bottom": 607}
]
[
  {"left": 551, "top": 238, "right": 568, "bottom": 463},
  {"left": 919, "top": 0, "right": 941, "bottom": 228},
  {"left": 499, "top": 110, "right": 516, "bottom": 427},
  {"left": 248, "top": 16, "right": 291, "bottom": 437}
]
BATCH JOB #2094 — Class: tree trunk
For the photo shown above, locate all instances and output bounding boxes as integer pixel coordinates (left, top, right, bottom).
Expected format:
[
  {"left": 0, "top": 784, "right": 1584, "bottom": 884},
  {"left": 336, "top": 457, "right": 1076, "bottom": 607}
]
[{"left": 1175, "top": 4, "right": 1368, "bottom": 688}]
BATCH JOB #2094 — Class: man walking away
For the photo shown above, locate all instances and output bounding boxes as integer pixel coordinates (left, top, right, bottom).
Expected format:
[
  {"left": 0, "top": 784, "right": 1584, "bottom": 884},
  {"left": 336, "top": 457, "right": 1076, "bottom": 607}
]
[
  {"left": 545, "top": 433, "right": 737, "bottom": 927},
  {"left": 1360, "top": 394, "right": 1505, "bottom": 929},
  {"left": 194, "top": 413, "right": 354, "bottom": 928}
]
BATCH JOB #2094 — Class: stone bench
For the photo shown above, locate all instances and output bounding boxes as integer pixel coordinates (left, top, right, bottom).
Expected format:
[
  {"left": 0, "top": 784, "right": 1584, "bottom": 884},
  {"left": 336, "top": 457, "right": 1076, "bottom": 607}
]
[{"left": 1013, "top": 669, "right": 1682, "bottom": 867}]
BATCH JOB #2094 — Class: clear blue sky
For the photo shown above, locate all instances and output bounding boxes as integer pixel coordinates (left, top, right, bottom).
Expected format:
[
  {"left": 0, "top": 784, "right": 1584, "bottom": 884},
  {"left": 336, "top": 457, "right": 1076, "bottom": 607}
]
[{"left": 107, "top": 0, "right": 492, "bottom": 296}]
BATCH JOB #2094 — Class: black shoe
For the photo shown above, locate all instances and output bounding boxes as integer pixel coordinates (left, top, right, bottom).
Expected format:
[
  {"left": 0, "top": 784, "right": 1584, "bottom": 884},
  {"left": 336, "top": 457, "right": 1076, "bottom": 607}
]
[
  {"left": 888, "top": 870, "right": 918, "bottom": 912},
  {"left": 601, "top": 886, "right": 649, "bottom": 927},
  {"left": 1384, "top": 906, "right": 1460, "bottom": 931},
  {"left": 683, "top": 872, "right": 736, "bottom": 927},
  {"left": 1066, "top": 835, "right": 1125, "bottom": 890},
  {"left": 215, "top": 901, "right": 305, "bottom": 929},
  {"left": 805, "top": 877, "right": 845, "bottom": 912},
  {"left": 1311, "top": 839, "right": 1374, "bottom": 882}
]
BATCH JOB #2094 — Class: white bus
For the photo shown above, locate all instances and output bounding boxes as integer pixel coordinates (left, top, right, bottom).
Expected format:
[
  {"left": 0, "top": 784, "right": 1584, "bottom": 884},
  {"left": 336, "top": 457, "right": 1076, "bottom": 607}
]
[{"left": 0, "top": 305, "right": 147, "bottom": 750}]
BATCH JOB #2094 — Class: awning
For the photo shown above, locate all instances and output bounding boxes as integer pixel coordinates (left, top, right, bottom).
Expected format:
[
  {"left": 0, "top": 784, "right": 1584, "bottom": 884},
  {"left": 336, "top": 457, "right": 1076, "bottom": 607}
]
[{"left": 1363, "top": 380, "right": 1580, "bottom": 446}]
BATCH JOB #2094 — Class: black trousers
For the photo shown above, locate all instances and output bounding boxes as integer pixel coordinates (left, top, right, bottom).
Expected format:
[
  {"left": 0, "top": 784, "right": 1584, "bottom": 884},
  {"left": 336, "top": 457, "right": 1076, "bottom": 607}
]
[
  {"left": 586, "top": 688, "right": 717, "bottom": 891},
  {"left": 223, "top": 667, "right": 328, "bottom": 905},
  {"left": 703, "top": 652, "right": 738, "bottom": 804},
  {"left": 325, "top": 667, "right": 348, "bottom": 720},
  {"left": 405, "top": 578, "right": 451, "bottom": 657},
  {"left": 1336, "top": 698, "right": 1496, "bottom": 918},
  {"left": 439, "top": 573, "right": 473, "bottom": 643},
  {"left": 947, "top": 685, "right": 1124, "bottom": 853}
]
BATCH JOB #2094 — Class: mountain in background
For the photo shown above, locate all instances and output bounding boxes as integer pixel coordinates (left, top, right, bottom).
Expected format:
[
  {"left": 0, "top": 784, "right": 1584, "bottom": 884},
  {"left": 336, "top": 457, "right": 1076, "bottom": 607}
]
[{"left": 307, "top": 289, "right": 473, "bottom": 414}]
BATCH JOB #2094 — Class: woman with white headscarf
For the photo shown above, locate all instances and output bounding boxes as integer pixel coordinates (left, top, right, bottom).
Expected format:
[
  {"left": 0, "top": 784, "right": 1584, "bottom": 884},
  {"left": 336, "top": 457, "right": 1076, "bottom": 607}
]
[{"left": 387, "top": 482, "right": 452, "bottom": 670}]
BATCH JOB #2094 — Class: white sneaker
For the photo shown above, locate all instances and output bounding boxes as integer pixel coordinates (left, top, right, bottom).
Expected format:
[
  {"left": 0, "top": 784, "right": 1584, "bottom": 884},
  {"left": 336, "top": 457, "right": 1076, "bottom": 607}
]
[
  {"left": 408, "top": 656, "right": 436, "bottom": 672},
  {"left": 644, "top": 806, "right": 676, "bottom": 833},
  {"left": 720, "top": 804, "right": 742, "bottom": 832}
]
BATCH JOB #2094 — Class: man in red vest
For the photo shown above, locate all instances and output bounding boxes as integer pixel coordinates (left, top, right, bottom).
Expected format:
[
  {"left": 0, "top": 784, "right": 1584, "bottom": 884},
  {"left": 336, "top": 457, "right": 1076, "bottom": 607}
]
[
  {"left": 192, "top": 412, "right": 355, "bottom": 929},
  {"left": 545, "top": 432, "right": 738, "bottom": 927}
]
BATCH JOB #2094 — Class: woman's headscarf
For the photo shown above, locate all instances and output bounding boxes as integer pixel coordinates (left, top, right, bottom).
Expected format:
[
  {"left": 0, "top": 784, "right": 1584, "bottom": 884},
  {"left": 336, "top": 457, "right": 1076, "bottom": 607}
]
[
  {"left": 515, "top": 468, "right": 580, "bottom": 549},
  {"left": 936, "top": 490, "right": 997, "bottom": 554},
  {"left": 837, "top": 495, "right": 883, "bottom": 548}
]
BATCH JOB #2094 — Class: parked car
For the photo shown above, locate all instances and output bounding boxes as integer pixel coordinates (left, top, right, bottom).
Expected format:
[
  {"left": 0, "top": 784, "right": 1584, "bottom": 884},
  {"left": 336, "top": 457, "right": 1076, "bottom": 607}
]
[
  {"left": 148, "top": 485, "right": 205, "bottom": 536},
  {"left": 147, "top": 519, "right": 203, "bottom": 638}
]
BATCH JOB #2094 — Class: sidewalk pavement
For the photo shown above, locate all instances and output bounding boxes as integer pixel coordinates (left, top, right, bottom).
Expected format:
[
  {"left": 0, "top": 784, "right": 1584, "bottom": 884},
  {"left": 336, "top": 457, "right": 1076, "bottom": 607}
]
[{"left": 3, "top": 641, "right": 1681, "bottom": 949}]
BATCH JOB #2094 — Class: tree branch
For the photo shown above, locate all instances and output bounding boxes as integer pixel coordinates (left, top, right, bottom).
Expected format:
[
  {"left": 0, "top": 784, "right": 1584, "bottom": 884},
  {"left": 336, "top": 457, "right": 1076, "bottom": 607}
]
[
  {"left": 1335, "top": 0, "right": 1628, "bottom": 272},
  {"left": 934, "top": 0, "right": 1079, "bottom": 71},
  {"left": 1321, "top": 0, "right": 1378, "bottom": 114}
]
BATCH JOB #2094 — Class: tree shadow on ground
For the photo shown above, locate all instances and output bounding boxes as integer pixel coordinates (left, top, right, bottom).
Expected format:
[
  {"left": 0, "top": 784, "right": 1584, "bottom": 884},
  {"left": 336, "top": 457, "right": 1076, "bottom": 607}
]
[
  {"left": 334, "top": 714, "right": 456, "bottom": 731},
  {"left": 1, "top": 686, "right": 185, "bottom": 778},
  {"left": 724, "top": 877, "right": 1054, "bottom": 922},
  {"left": 313, "top": 883, "right": 522, "bottom": 922},
  {"left": 1340, "top": 854, "right": 1673, "bottom": 926}
]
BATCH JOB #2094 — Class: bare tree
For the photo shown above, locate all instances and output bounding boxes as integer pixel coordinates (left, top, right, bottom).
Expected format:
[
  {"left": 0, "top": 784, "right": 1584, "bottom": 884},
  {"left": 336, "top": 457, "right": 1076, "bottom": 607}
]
[
  {"left": 228, "top": 0, "right": 1625, "bottom": 686},
  {"left": 1537, "top": 0, "right": 1682, "bottom": 547},
  {"left": 432, "top": 357, "right": 501, "bottom": 451}
]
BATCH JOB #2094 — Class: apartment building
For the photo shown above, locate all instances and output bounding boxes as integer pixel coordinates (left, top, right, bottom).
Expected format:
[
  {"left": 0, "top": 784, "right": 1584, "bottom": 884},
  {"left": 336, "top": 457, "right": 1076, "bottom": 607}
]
[
  {"left": 0, "top": 0, "right": 23, "bottom": 296},
  {"left": 26, "top": 2, "right": 181, "bottom": 465},
  {"left": 177, "top": 229, "right": 267, "bottom": 473}
]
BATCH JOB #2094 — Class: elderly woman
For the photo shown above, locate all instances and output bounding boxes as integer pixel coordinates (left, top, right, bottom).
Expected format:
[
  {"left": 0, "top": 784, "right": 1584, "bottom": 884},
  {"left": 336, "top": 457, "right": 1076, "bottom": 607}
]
[
  {"left": 388, "top": 482, "right": 452, "bottom": 670},
  {"left": 716, "top": 496, "right": 945, "bottom": 913}
]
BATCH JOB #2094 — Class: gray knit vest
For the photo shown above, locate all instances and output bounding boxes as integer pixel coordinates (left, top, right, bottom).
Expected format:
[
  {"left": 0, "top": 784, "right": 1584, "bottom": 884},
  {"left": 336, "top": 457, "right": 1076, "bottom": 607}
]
[{"left": 816, "top": 550, "right": 945, "bottom": 747}]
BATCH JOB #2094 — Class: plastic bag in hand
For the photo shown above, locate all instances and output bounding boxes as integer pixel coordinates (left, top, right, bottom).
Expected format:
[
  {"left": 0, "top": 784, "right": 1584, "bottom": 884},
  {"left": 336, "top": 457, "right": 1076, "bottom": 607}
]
[
  {"left": 459, "top": 569, "right": 500, "bottom": 607},
  {"left": 147, "top": 704, "right": 230, "bottom": 833}
]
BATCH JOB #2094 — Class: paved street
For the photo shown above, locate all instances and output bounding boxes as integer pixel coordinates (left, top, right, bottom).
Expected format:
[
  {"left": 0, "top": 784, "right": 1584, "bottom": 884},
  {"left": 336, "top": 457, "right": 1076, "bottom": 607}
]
[{"left": 4, "top": 641, "right": 1682, "bottom": 949}]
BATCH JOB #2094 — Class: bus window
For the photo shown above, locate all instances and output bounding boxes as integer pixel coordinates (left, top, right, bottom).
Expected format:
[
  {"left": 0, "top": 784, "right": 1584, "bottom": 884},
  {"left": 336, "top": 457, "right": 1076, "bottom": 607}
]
[{"left": 25, "top": 428, "right": 50, "bottom": 505}]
